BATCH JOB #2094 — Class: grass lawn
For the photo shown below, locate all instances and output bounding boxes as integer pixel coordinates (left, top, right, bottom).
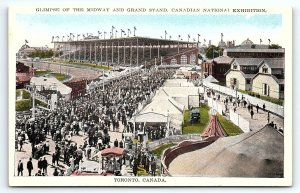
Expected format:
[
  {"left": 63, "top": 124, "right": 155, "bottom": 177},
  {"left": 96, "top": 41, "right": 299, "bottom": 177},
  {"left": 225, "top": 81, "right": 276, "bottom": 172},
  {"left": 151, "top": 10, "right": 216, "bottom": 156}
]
[
  {"left": 239, "top": 89, "right": 283, "bottom": 106},
  {"left": 216, "top": 113, "right": 243, "bottom": 136},
  {"left": 16, "top": 89, "right": 31, "bottom": 100},
  {"left": 16, "top": 98, "right": 48, "bottom": 111},
  {"left": 151, "top": 143, "right": 176, "bottom": 158},
  {"left": 51, "top": 73, "right": 70, "bottom": 81},
  {"left": 137, "top": 166, "right": 161, "bottom": 176},
  {"left": 34, "top": 70, "right": 52, "bottom": 76},
  {"left": 52, "top": 60, "right": 112, "bottom": 70},
  {"left": 34, "top": 70, "right": 70, "bottom": 81},
  {"left": 182, "top": 104, "right": 210, "bottom": 135}
]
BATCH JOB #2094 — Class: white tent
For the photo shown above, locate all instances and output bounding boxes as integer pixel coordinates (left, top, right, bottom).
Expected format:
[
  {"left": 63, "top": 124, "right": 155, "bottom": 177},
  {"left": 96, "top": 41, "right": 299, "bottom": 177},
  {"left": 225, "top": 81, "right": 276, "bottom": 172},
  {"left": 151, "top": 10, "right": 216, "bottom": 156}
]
[
  {"left": 30, "top": 77, "right": 72, "bottom": 100},
  {"left": 204, "top": 75, "right": 219, "bottom": 83},
  {"left": 130, "top": 112, "right": 168, "bottom": 123},
  {"left": 140, "top": 96, "right": 184, "bottom": 131}
]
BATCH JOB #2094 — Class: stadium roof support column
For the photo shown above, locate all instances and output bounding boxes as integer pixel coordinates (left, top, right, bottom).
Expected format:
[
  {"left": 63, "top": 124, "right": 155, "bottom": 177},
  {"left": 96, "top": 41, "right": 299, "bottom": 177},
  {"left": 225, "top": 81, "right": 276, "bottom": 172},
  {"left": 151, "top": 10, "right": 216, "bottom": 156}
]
[
  {"left": 112, "top": 41, "right": 114, "bottom": 67},
  {"left": 89, "top": 43, "right": 92, "bottom": 62},
  {"left": 100, "top": 42, "right": 103, "bottom": 64},
  {"left": 136, "top": 38, "right": 139, "bottom": 66},
  {"left": 84, "top": 42, "right": 86, "bottom": 61},
  {"left": 94, "top": 42, "right": 97, "bottom": 64},
  {"left": 64, "top": 43, "right": 66, "bottom": 61},
  {"left": 118, "top": 41, "right": 120, "bottom": 65},
  {"left": 143, "top": 42, "right": 145, "bottom": 59},
  {"left": 69, "top": 43, "right": 71, "bottom": 61},
  {"left": 78, "top": 44, "right": 81, "bottom": 61},
  {"left": 74, "top": 43, "right": 76, "bottom": 61},
  {"left": 150, "top": 43, "right": 152, "bottom": 59},
  {"left": 123, "top": 41, "right": 126, "bottom": 65},
  {"left": 130, "top": 41, "right": 132, "bottom": 68},
  {"left": 158, "top": 41, "right": 160, "bottom": 59},
  {"left": 106, "top": 41, "right": 108, "bottom": 65}
]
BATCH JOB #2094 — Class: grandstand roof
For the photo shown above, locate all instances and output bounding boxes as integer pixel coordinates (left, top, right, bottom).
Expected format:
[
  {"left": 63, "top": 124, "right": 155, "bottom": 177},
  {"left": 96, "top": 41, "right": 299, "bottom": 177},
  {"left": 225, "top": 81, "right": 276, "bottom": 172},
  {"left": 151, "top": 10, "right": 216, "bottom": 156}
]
[{"left": 53, "top": 36, "right": 196, "bottom": 46}]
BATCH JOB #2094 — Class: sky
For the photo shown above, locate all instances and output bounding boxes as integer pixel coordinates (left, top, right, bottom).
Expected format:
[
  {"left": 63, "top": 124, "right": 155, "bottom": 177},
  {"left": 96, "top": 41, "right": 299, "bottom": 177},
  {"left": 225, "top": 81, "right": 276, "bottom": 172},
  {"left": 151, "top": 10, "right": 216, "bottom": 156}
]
[{"left": 14, "top": 13, "right": 283, "bottom": 51}]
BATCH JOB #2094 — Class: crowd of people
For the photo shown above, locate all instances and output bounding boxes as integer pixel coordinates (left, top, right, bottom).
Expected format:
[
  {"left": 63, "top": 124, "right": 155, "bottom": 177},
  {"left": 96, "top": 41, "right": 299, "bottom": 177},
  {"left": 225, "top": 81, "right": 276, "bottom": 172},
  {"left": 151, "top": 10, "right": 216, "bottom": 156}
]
[{"left": 15, "top": 68, "right": 175, "bottom": 176}]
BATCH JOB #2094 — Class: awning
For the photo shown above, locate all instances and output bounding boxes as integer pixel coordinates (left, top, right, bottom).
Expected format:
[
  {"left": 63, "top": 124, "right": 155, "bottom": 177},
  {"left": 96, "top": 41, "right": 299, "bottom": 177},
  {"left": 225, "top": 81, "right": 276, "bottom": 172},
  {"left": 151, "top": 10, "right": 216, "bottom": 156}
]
[{"left": 101, "top": 147, "right": 125, "bottom": 157}]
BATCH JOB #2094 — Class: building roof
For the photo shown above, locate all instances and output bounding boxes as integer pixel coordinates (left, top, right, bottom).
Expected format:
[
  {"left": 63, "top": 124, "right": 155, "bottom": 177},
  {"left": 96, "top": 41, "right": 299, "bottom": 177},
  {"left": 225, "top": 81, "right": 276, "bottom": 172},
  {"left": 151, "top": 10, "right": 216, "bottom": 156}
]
[
  {"left": 263, "top": 58, "right": 285, "bottom": 69},
  {"left": 243, "top": 73, "right": 255, "bottom": 79},
  {"left": 241, "top": 38, "right": 254, "bottom": 45},
  {"left": 207, "top": 55, "right": 234, "bottom": 64},
  {"left": 30, "top": 77, "right": 72, "bottom": 96},
  {"left": 225, "top": 48, "right": 285, "bottom": 53},
  {"left": 204, "top": 75, "right": 219, "bottom": 83},
  {"left": 130, "top": 112, "right": 168, "bottom": 123},
  {"left": 234, "top": 58, "right": 264, "bottom": 66}
]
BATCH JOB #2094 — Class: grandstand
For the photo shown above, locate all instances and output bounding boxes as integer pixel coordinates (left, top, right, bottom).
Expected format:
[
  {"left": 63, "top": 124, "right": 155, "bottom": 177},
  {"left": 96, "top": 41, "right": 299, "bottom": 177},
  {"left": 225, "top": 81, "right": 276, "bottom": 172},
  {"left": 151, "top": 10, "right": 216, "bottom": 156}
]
[{"left": 52, "top": 36, "right": 199, "bottom": 68}]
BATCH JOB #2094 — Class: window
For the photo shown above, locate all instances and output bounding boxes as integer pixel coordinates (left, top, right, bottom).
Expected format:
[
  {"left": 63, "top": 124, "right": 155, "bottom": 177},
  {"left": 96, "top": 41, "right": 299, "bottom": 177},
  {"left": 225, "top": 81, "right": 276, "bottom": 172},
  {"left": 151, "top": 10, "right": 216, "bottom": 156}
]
[
  {"left": 180, "top": 55, "right": 187, "bottom": 64},
  {"left": 190, "top": 54, "right": 196, "bottom": 65},
  {"left": 262, "top": 83, "right": 270, "bottom": 96},
  {"left": 233, "top": 65, "right": 237, "bottom": 69},
  {"left": 246, "top": 79, "right": 251, "bottom": 84},
  {"left": 262, "top": 67, "right": 268, "bottom": 73},
  {"left": 280, "top": 84, "right": 284, "bottom": 92},
  {"left": 170, "top": 58, "right": 177, "bottom": 65}
]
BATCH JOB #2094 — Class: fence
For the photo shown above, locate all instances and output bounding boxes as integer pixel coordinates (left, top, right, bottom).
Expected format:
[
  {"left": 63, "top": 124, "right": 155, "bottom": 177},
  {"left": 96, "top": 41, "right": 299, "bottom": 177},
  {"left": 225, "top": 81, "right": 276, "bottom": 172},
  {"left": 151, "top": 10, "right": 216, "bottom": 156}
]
[
  {"left": 147, "top": 134, "right": 202, "bottom": 151},
  {"left": 207, "top": 97, "right": 250, "bottom": 133},
  {"left": 207, "top": 97, "right": 223, "bottom": 115},
  {"left": 229, "top": 110, "right": 250, "bottom": 133},
  {"left": 203, "top": 82, "right": 284, "bottom": 117}
]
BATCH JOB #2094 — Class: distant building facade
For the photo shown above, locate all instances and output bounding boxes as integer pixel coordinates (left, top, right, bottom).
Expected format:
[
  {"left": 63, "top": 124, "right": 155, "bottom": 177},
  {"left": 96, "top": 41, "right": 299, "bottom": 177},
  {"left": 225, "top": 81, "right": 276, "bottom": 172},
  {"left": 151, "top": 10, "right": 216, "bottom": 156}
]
[
  {"left": 201, "top": 55, "right": 233, "bottom": 82},
  {"left": 205, "top": 38, "right": 287, "bottom": 99}
]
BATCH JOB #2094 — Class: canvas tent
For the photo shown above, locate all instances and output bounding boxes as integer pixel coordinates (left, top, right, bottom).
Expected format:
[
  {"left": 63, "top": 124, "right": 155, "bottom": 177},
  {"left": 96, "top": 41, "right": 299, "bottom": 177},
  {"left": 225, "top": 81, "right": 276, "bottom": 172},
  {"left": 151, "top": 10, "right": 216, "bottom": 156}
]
[
  {"left": 169, "top": 125, "right": 283, "bottom": 177},
  {"left": 201, "top": 115, "right": 227, "bottom": 138},
  {"left": 141, "top": 96, "right": 184, "bottom": 130},
  {"left": 130, "top": 112, "right": 168, "bottom": 123},
  {"left": 30, "top": 77, "right": 72, "bottom": 100},
  {"left": 204, "top": 75, "right": 219, "bottom": 83}
]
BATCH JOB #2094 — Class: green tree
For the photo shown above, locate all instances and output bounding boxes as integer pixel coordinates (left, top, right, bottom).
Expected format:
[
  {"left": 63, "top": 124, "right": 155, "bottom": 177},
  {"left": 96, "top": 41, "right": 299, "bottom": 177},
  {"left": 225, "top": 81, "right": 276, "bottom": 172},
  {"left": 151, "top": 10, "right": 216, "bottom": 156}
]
[
  {"left": 205, "top": 45, "right": 223, "bottom": 59},
  {"left": 269, "top": 44, "right": 282, "bottom": 49}
]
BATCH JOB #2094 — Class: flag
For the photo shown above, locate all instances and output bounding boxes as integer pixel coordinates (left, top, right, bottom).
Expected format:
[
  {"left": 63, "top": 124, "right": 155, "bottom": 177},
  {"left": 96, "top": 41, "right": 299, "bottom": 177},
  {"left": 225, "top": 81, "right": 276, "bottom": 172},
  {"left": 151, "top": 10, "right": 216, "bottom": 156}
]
[
  {"left": 188, "top": 34, "right": 190, "bottom": 38},
  {"left": 25, "top": 40, "right": 28, "bottom": 43},
  {"left": 221, "top": 33, "right": 223, "bottom": 37},
  {"left": 165, "top": 30, "right": 167, "bottom": 34},
  {"left": 260, "top": 39, "right": 262, "bottom": 43},
  {"left": 198, "top": 34, "right": 200, "bottom": 37},
  {"left": 134, "top": 26, "right": 136, "bottom": 30}
]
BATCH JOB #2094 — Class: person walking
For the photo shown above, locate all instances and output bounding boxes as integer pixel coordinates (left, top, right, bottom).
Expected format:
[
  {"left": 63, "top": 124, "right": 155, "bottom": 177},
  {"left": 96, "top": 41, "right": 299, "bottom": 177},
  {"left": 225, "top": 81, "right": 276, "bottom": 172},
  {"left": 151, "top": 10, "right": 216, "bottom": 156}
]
[
  {"left": 27, "top": 158, "right": 33, "bottom": 176},
  {"left": 38, "top": 157, "right": 43, "bottom": 171},
  {"left": 42, "top": 157, "right": 48, "bottom": 175},
  {"left": 250, "top": 109, "right": 254, "bottom": 119},
  {"left": 256, "top": 104, "right": 259, "bottom": 113},
  {"left": 150, "top": 158, "right": 157, "bottom": 176},
  {"left": 17, "top": 160, "right": 24, "bottom": 176},
  {"left": 53, "top": 168, "right": 59, "bottom": 176}
]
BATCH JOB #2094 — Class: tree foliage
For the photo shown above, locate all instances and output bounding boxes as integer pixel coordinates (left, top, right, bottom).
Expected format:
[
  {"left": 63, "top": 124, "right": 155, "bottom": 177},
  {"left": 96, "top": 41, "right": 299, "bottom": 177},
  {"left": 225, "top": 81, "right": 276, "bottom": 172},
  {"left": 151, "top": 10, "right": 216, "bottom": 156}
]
[
  {"left": 268, "top": 44, "right": 282, "bottom": 49},
  {"left": 29, "top": 49, "right": 54, "bottom": 58},
  {"left": 205, "top": 45, "right": 223, "bottom": 59}
]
